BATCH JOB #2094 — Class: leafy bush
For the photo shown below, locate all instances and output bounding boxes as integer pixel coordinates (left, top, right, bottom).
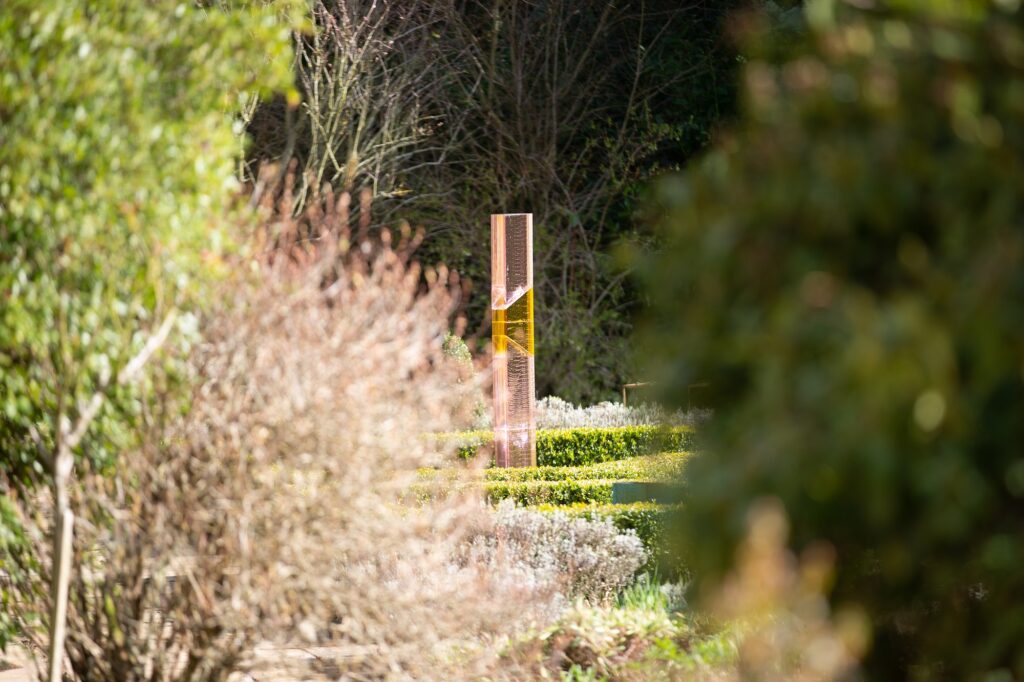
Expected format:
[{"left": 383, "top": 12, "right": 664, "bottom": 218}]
[
  {"left": 462, "top": 501, "right": 648, "bottom": 605},
  {"left": 415, "top": 454, "right": 690, "bottom": 507},
  {"left": 0, "top": 0, "right": 297, "bottom": 483},
  {"left": 535, "top": 426, "right": 693, "bottom": 467},
  {"left": 439, "top": 426, "right": 694, "bottom": 465},
  {"left": 637, "top": 0, "right": 1024, "bottom": 677},
  {"left": 0, "top": 0, "right": 298, "bottom": 650}
]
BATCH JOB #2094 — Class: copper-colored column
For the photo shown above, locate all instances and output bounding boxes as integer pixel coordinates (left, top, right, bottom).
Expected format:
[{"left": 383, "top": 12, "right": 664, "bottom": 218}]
[{"left": 491, "top": 213, "right": 536, "bottom": 467}]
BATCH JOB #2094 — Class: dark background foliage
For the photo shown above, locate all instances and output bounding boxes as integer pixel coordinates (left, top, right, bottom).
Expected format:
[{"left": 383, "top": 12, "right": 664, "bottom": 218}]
[{"left": 245, "top": 0, "right": 753, "bottom": 403}]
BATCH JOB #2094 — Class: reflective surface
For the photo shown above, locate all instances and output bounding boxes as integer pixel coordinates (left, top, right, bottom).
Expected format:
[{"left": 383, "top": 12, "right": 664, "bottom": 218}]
[{"left": 491, "top": 213, "right": 536, "bottom": 467}]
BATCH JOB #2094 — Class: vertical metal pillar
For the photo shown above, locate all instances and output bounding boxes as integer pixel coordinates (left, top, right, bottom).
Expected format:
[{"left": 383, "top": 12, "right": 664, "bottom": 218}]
[{"left": 491, "top": 213, "right": 536, "bottom": 467}]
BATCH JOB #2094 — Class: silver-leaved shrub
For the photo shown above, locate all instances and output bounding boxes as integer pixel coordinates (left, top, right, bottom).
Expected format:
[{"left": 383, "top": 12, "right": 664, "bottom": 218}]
[{"left": 462, "top": 501, "right": 647, "bottom": 608}]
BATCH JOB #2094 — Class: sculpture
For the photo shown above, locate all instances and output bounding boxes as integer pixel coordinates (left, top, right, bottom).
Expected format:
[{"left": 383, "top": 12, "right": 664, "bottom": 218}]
[{"left": 491, "top": 213, "right": 536, "bottom": 467}]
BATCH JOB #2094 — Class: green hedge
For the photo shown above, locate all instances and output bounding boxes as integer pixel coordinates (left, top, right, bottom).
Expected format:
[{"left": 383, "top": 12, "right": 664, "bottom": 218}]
[
  {"left": 419, "top": 452, "right": 690, "bottom": 484},
  {"left": 487, "top": 452, "right": 691, "bottom": 482},
  {"left": 411, "top": 479, "right": 615, "bottom": 506},
  {"left": 436, "top": 426, "right": 694, "bottom": 466},
  {"left": 483, "top": 480, "right": 614, "bottom": 505},
  {"left": 535, "top": 502, "right": 685, "bottom": 577}
]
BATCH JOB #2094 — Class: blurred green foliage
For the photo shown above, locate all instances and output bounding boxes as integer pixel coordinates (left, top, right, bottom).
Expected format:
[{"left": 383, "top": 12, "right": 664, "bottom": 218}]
[
  {"left": 0, "top": 0, "right": 296, "bottom": 645},
  {"left": 638, "top": 0, "right": 1024, "bottom": 676}
]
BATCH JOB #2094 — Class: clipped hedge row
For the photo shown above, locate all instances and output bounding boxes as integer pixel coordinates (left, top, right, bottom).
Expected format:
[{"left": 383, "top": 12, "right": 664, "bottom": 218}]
[
  {"left": 483, "top": 479, "right": 614, "bottom": 505},
  {"left": 484, "top": 452, "right": 690, "bottom": 482},
  {"left": 535, "top": 503, "right": 685, "bottom": 577},
  {"left": 437, "top": 426, "right": 694, "bottom": 466},
  {"left": 409, "top": 479, "right": 615, "bottom": 506},
  {"left": 418, "top": 452, "right": 691, "bottom": 484}
]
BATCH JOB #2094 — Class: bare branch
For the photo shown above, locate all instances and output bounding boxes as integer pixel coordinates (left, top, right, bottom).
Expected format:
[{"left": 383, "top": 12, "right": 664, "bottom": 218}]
[{"left": 63, "top": 311, "right": 178, "bottom": 453}]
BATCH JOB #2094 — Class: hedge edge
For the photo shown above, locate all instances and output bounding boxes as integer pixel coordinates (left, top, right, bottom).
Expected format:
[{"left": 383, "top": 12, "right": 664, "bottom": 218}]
[{"left": 433, "top": 426, "right": 695, "bottom": 466}]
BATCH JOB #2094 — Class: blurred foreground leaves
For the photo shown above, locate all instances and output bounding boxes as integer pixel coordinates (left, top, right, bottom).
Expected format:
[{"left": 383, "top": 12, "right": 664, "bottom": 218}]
[
  {"left": 638, "top": 0, "right": 1024, "bottom": 676},
  {"left": 0, "top": 0, "right": 296, "bottom": 480},
  {"left": 0, "top": 0, "right": 297, "bottom": 646}
]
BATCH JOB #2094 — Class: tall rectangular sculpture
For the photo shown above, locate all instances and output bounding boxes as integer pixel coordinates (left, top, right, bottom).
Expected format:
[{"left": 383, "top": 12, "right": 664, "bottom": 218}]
[{"left": 492, "top": 213, "right": 536, "bottom": 467}]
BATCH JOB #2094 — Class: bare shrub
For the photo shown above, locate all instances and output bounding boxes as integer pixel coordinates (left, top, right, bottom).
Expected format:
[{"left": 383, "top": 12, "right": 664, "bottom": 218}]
[
  {"left": 462, "top": 501, "right": 648, "bottom": 608},
  {"left": 0, "top": 188, "right": 548, "bottom": 680},
  {"left": 244, "top": 0, "right": 453, "bottom": 216}
]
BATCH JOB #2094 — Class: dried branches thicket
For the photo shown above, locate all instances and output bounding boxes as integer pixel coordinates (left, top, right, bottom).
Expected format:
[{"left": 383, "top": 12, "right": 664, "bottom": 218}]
[
  {"left": 246, "top": 0, "right": 732, "bottom": 401},
  {"left": 1, "top": 183, "right": 542, "bottom": 680}
]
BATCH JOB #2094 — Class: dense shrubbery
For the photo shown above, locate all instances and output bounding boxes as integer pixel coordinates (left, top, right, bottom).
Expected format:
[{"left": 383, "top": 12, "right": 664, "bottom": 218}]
[
  {"left": 0, "top": 0, "right": 297, "bottom": 482},
  {"left": 441, "top": 426, "right": 694, "bottom": 466},
  {"left": 530, "top": 427, "right": 693, "bottom": 467},
  {"left": 418, "top": 439, "right": 687, "bottom": 574},
  {"left": 638, "top": 0, "right": 1024, "bottom": 676},
  {"left": 420, "top": 452, "right": 688, "bottom": 482},
  {"left": 420, "top": 453, "right": 691, "bottom": 505}
]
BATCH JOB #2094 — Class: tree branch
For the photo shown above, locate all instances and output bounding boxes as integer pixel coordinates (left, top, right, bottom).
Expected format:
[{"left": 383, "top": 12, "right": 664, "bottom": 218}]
[{"left": 63, "top": 311, "right": 178, "bottom": 453}]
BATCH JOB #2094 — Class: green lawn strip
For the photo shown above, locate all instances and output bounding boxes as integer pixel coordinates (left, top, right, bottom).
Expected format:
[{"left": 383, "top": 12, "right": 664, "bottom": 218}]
[{"left": 432, "top": 426, "right": 695, "bottom": 466}]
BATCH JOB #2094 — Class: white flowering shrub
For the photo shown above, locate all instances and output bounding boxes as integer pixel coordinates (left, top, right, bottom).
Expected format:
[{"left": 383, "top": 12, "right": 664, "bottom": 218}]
[
  {"left": 473, "top": 395, "right": 709, "bottom": 430},
  {"left": 534, "top": 396, "right": 711, "bottom": 430},
  {"left": 462, "top": 501, "right": 648, "bottom": 606}
]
